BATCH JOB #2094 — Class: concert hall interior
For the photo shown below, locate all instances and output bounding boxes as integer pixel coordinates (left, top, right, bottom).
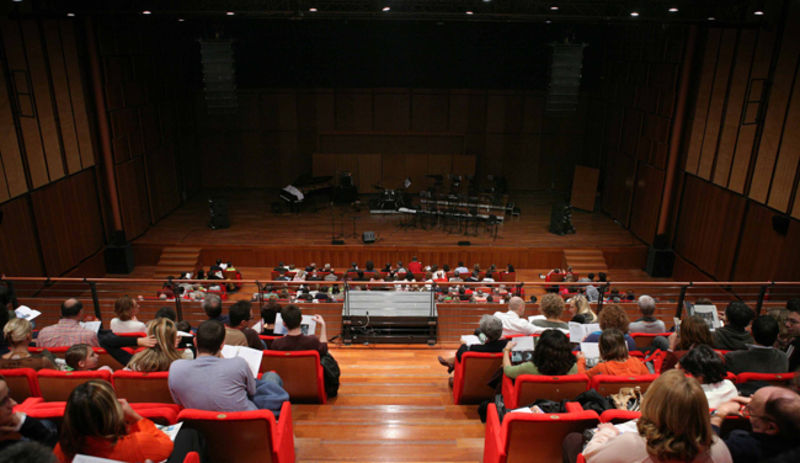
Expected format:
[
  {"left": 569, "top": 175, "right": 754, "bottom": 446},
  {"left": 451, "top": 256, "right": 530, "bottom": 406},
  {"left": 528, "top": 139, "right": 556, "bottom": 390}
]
[{"left": 1, "top": 1, "right": 800, "bottom": 462}]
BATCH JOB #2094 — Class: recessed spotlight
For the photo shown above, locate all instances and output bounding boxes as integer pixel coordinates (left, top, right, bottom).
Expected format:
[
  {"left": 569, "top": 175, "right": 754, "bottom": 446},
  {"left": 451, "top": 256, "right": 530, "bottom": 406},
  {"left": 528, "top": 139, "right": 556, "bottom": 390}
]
[
  {"left": 465, "top": 11, "right": 474, "bottom": 15},
  {"left": 226, "top": 11, "right": 235, "bottom": 16},
  {"left": 550, "top": 5, "right": 559, "bottom": 11},
  {"left": 66, "top": 12, "right": 75, "bottom": 17},
  {"left": 668, "top": 7, "right": 679, "bottom": 13},
  {"left": 142, "top": 10, "right": 152, "bottom": 15},
  {"left": 309, "top": 8, "right": 318, "bottom": 12},
  {"left": 630, "top": 11, "right": 639, "bottom": 17},
  {"left": 177, "top": 18, "right": 185, "bottom": 22},
  {"left": 707, "top": 16, "right": 716, "bottom": 21},
  {"left": 754, "top": 10, "right": 764, "bottom": 15},
  {"left": 12, "top": 0, "right": 23, "bottom": 3},
  {"left": 482, "top": 0, "right": 491, "bottom": 2},
  {"left": 382, "top": 6, "right": 390, "bottom": 12},
  {"left": 545, "top": 19, "right": 552, "bottom": 24}
]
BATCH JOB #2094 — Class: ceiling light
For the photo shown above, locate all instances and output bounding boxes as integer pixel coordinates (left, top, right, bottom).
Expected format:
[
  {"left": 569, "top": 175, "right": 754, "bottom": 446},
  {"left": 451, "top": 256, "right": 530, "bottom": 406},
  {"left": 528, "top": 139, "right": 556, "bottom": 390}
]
[
  {"left": 177, "top": 18, "right": 185, "bottom": 22},
  {"left": 465, "top": 11, "right": 473, "bottom": 15},
  {"left": 12, "top": 0, "right": 23, "bottom": 3},
  {"left": 545, "top": 19, "right": 552, "bottom": 24},
  {"left": 66, "top": 12, "right": 75, "bottom": 17},
  {"left": 550, "top": 5, "right": 559, "bottom": 11},
  {"left": 142, "top": 10, "right": 152, "bottom": 15},
  {"left": 226, "top": 11, "right": 235, "bottom": 16},
  {"left": 382, "top": 6, "right": 390, "bottom": 12},
  {"left": 754, "top": 10, "right": 764, "bottom": 15},
  {"left": 668, "top": 7, "right": 679, "bottom": 13},
  {"left": 309, "top": 8, "right": 318, "bottom": 12},
  {"left": 482, "top": 0, "right": 491, "bottom": 2},
  {"left": 630, "top": 11, "right": 639, "bottom": 17},
  {"left": 707, "top": 16, "right": 716, "bottom": 21}
]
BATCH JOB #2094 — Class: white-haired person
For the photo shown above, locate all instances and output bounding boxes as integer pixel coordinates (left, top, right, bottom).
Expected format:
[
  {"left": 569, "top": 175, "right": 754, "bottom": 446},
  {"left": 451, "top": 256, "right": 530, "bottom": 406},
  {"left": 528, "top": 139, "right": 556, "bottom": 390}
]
[{"left": 628, "top": 295, "right": 666, "bottom": 333}]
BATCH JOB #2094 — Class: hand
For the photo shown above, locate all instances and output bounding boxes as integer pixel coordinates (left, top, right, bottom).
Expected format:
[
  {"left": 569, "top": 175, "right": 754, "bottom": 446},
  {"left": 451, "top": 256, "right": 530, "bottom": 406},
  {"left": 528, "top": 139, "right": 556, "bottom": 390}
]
[
  {"left": 118, "top": 399, "right": 143, "bottom": 424},
  {"left": 312, "top": 314, "right": 326, "bottom": 325},
  {"left": 136, "top": 335, "right": 157, "bottom": 348},
  {"left": 0, "top": 412, "right": 22, "bottom": 433},
  {"left": 596, "top": 423, "right": 619, "bottom": 435},
  {"left": 505, "top": 341, "right": 517, "bottom": 351},
  {"left": 575, "top": 351, "right": 585, "bottom": 359},
  {"left": 715, "top": 397, "right": 750, "bottom": 417},
  {"left": 668, "top": 332, "right": 678, "bottom": 351}
]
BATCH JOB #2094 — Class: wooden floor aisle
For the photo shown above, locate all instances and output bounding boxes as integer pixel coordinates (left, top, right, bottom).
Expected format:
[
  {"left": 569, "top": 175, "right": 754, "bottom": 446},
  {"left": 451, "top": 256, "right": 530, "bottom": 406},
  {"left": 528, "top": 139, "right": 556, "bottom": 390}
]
[{"left": 292, "top": 347, "right": 484, "bottom": 463}]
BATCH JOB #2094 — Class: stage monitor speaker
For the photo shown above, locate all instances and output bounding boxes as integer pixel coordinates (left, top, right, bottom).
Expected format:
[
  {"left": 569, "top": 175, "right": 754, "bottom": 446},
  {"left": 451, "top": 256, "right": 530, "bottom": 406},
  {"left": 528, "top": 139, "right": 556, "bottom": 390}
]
[
  {"left": 549, "top": 201, "right": 575, "bottom": 235},
  {"left": 362, "top": 231, "right": 376, "bottom": 244},
  {"left": 645, "top": 246, "right": 674, "bottom": 278},
  {"left": 773, "top": 215, "right": 790, "bottom": 235},
  {"left": 208, "top": 198, "right": 230, "bottom": 229},
  {"left": 105, "top": 243, "right": 134, "bottom": 274}
]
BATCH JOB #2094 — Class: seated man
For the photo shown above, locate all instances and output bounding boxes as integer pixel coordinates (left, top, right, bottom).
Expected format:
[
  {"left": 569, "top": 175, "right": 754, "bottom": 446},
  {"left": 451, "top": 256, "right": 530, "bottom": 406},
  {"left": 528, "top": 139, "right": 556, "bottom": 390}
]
[
  {"left": 0, "top": 375, "right": 57, "bottom": 451},
  {"left": 168, "top": 321, "right": 288, "bottom": 417},
  {"left": 492, "top": 296, "right": 537, "bottom": 337},
  {"left": 725, "top": 315, "right": 789, "bottom": 374},
  {"left": 36, "top": 298, "right": 99, "bottom": 348},
  {"left": 228, "top": 300, "right": 265, "bottom": 350},
  {"left": 270, "top": 305, "right": 327, "bottom": 356},
  {"left": 628, "top": 295, "right": 666, "bottom": 333},
  {"left": 203, "top": 294, "right": 229, "bottom": 325},
  {"left": 713, "top": 301, "right": 755, "bottom": 351},
  {"left": 711, "top": 386, "right": 800, "bottom": 462}
]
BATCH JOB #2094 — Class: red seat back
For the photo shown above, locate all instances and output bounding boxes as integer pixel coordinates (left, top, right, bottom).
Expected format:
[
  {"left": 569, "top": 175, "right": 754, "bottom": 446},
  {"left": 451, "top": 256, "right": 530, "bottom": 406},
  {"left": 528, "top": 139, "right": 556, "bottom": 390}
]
[
  {"left": 599, "top": 409, "right": 641, "bottom": 423},
  {"left": 37, "top": 369, "right": 112, "bottom": 401},
  {"left": 260, "top": 350, "right": 326, "bottom": 403},
  {"left": 590, "top": 374, "right": 659, "bottom": 396},
  {"left": 630, "top": 332, "right": 670, "bottom": 350},
  {"left": 735, "top": 372, "right": 797, "bottom": 386},
  {"left": 503, "top": 374, "right": 589, "bottom": 409},
  {"left": 24, "top": 400, "right": 179, "bottom": 426},
  {"left": 0, "top": 368, "right": 41, "bottom": 401},
  {"left": 112, "top": 371, "right": 173, "bottom": 403},
  {"left": 453, "top": 352, "right": 502, "bottom": 404}
]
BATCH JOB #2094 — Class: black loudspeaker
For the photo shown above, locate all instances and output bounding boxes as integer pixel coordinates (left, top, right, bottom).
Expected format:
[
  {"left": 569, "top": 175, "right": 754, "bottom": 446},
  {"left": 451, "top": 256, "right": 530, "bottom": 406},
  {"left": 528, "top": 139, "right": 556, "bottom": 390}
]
[
  {"left": 208, "top": 198, "right": 230, "bottom": 229},
  {"left": 458, "top": 240, "right": 471, "bottom": 246},
  {"left": 549, "top": 202, "right": 575, "bottom": 235},
  {"left": 362, "top": 231, "right": 376, "bottom": 244},
  {"left": 773, "top": 215, "right": 790, "bottom": 236},
  {"left": 105, "top": 243, "right": 135, "bottom": 274},
  {"left": 645, "top": 246, "right": 675, "bottom": 278}
]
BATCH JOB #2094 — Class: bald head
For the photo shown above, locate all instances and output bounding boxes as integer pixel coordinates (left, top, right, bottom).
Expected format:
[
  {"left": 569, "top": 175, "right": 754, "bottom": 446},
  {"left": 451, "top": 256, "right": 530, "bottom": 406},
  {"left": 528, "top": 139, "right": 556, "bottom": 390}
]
[
  {"left": 508, "top": 296, "right": 525, "bottom": 316},
  {"left": 61, "top": 298, "right": 83, "bottom": 318},
  {"left": 750, "top": 387, "right": 800, "bottom": 436}
]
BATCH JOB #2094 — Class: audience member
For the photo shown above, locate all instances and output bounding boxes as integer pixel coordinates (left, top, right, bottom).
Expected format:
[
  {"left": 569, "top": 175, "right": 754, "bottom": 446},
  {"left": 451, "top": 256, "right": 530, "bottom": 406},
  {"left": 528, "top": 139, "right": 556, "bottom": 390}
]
[
  {"left": 679, "top": 345, "right": 738, "bottom": 408},
  {"left": 567, "top": 294, "right": 597, "bottom": 324},
  {"left": 581, "top": 304, "right": 637, "bottom": 351},
  {"left": 202, "top": 294, "right": 229, "bottom": 325},
  {"left": 228, "top": 300, "right": 265, "bottom": 349},
  {"left": 126, "top": 318, "right": 186, "bottom": 372},
  {"left": 408, "top": 256, "right": 423, "bottom": 274},
  {"left": 503, "top": 329, "right": 576, "bottom": 379},
  {"left": 109, "top": 296, "right": 147, "bottom": 334},
  {"left": 54, "top": 380, "right": 204, "bottom": 463},
  {"left": 660, "top": 315, "right": 715, "bottom": 372},
  {"left": 765, "top": 307, "right": 792, "bottom": 351},
  {"left": 260, "top": 301, "right": 281, "bottom": 335},
  {"left": 784, "top": 299, "right": 800, "bottom": 371},
  {"left": 0, "top": 319, "right": 56, "bottom": 371},
  {"left": 628, "top": 295, "right": 666, "bottom": 333},
  {"left": 713, "top": 301, "right": 755, "bottom": 351},
  {"left": 454, "top": 261, "right": 469, "bottom": 275},
  {"left": 0, "top": 284, "right": 11, "bottom": 355},
  {"left": 36, "top": 298, "right": 98, "bottom": 348},
  {"left": 155, "top": 306, "right": 177, "bottom": 321},
  {"left": 531, "top": 294, "right": 569, "bottom": 333},
  {"left": 0, "top": 441, "right": 57, "bottom": 463},
  {"left": 579, "top": 370, "right": 730, "bottom": 463},
  {"left": 492, "top": 296, "right": 536, "bottom": 337},
  {"left": 0, "top": 375, "right": 57, "bottom": 451},
  {"left": 168, "top": 321, "right": 288, "bottom": 417},
  {"left": 710, "top": 386, "right": 800, "bottom": 462},
  {"left": 578, "top": 329, "right": 649, "bottom": 379},
  {"left": 437, "top": 315, "right": 507, "bottom": 374},
  {"left": 271, "top": 305, "right": 327, "bottom": 355},
  {"left": 65, "top": 344, "right": 111, "bottom": 373},
  {"left": 725, "top": 315, "right": 789, "bottom": 374}
]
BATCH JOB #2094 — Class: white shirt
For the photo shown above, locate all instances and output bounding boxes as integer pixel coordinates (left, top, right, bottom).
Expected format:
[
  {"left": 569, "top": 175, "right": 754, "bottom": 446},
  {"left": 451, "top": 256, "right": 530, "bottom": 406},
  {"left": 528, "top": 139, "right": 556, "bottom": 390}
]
[
  {"left": 455, "top": 266, "right": 470, "bottom": 275},
  {"left": 110, "top": 318, "right": 147, "bottom": 333},
  {"left": 702, "top": 379, "right": 739, "bottom": 409},
  {"left": 492, "top": 310, "right": 537, "bottom": 337}
]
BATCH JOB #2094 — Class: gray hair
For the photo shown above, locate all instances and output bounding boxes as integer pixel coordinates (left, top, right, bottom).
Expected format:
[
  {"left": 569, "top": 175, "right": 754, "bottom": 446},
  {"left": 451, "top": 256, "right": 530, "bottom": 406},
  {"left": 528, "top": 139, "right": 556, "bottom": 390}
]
[
  {"left": 479, "top": 314, "right": 503, "bottom": 342},
  {"left": 638, "top": 295, "right": 656, "bottom": 315},
  {"left": 202, "top": 293, "right": 222, "bottom": 311}
]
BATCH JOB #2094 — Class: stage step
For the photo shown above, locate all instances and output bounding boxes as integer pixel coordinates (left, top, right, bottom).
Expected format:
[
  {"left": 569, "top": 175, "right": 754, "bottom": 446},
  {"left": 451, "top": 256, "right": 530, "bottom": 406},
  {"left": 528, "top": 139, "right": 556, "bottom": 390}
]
[
  {"left": 563, "top": 248, "right": 607, "bottom": 273},
  {"left": 153, "top": 247, "right": 201, "bottom": 278}
]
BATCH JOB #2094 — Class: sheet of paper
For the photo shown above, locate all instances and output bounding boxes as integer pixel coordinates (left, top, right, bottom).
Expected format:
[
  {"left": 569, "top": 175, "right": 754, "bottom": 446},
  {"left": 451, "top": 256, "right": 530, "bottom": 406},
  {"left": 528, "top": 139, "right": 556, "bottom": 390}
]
[
  {"left": 155, "top": 421, "right": 184, "bottom": 441},
  {"left": 80, "top": 321, "right": 102, "bottom": 333},
  {"left": 177, "top": 331, "right": 194, "bottom": 338},
  {"left": 251, "top": 320, "right": 263, "bottom": 333},
  {"left": 73, "top": 455, "right": 125, "bottom": 463},
  {"left": 460, "top": 335, "right": 481, "bottom": 346},
  {"left": 512, "top": 336, "right": 535, "bottom": 352},
  {"left": 273, "top": 313, "right": 317, "bottom": 336},
  {"left": 580, "top": 342, "right": 600, "bottom": 359},
  {"left": 221, "top": 345, "right": 263, "bottom": 378},
  {"left": 527, "top": 315, "right": 546, "bottom": 323},
  {"left": 14, "top": 305, "right": 41, "bottom": 321},
  {"left": 568, "top": 322, "right": 600, "bottom": 342}
]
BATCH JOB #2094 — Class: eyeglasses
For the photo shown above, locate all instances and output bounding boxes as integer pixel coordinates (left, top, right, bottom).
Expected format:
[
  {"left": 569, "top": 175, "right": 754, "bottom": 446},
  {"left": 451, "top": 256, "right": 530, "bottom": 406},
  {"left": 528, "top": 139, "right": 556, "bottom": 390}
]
[
  {"left": 786, "top": 318, "right": 800, "bottom": 325},
  {"left": 742, "top": 403, "right": 774, "bottom": 422}
]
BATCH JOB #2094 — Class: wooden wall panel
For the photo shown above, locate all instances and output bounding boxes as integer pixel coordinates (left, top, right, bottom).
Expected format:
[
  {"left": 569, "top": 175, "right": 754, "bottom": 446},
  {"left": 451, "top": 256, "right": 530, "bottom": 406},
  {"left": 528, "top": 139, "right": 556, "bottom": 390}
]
[
  {"left": 31, "top": 170, "right": 104, "bottom": 276},
  {"left": 356, "top": 154, "right": 381, "bottom": 193},
  {"left": 767, "top": 76, "right": 800, "bottom": 211},
  {"left": 629, "top": 162, "right": 665, "bottom": 243},
  {"left": 447, "top": 91, "right": 469, "bottom": 133},
  {"left": 713, "top": 30, "right": 756, "bottom": 187},
  {"left": 0, "top": 65, "right": 27, "bottom": 199},
  {"left": 674, "top": 175, "right": 746, "bottom": 280},
  {"left": 733, "top": 202, "right": 800, "bottom": 281},
  {"left": 115, "top": 158, "right": 151, "bottom": 239},
  {"left": 411, "top": 90, "right": 448, "bottom": 132},
  {"left": 334, "top": 90, "right": 372, "bottom": 131},
  {"left": 0, "top": 197, "right": 44, "bottom": 276},
  {"left": 373, "top": 90, "right": 409, "bottom": 131},
  {"left": 59, "top": 20, "right": 94, "bottom": 169},
  {"left": 685, "top": 29, "right": 721, "bottom": 175}
]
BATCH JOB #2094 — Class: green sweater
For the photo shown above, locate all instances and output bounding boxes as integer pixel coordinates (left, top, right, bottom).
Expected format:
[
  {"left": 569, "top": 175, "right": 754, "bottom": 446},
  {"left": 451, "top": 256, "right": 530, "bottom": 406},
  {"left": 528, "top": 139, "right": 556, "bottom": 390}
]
[{"left": 503, "top": 361, "right": 578, "bottom": 379}]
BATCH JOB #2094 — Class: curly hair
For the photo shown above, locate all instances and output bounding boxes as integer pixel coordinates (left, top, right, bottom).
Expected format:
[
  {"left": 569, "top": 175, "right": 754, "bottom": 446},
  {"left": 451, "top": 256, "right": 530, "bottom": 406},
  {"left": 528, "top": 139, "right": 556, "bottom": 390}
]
[
  {"left": 637, "top": 370, "right": 712, "bottom": 461},
  {"left": 532, "top": 329, "right": 576, "bottom": 375},
  {"left": 539, "top": 293, "right": 565, "bottom": 319},
  {"left": 679, "top": 344, "right": 725, "bottom": 384},
  {"left": 598, "top": 304, "right": 630, "bottom": 333}
]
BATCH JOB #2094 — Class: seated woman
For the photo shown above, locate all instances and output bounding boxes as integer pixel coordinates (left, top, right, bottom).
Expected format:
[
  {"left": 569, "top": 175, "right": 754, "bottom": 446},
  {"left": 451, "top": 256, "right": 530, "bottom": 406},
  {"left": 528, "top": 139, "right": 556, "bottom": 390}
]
[
  {"left": 581, "top": 304, "right": 637, "bottom": 351},
  {"left": 578, "top": 329, "right": 650, "bottom": 379},
  {"left": 126, "top": 318, "right": 186, "bottom": 373},
  {"left": 110, "top": 296, "right": 146, "bottom": 334},
  {"left": 678, "top": 344, "right": 737, "bottom": 409},
  {"left": 260, "top": 301, "right": 281, "bottom": 336},
  {"left": 437, "top": 315, "right": 507, "bottom": 374},
  {"left": 531, "top": 294, "right": 569, "bottom": 333},
  {"left": 53, "top": 380, "right": 203, "bottom": 463},
  {"left": 502, "top": 329, "right": 577, "bottom": 379},
  {"left": 0, "top": 319, "right": 56, "bottom": 370},
  {"left": 568, "top": 294, "right": 598, "bottom": 324},
  {"left": 581, "top": 369, "right": 731, "bottom": 463},
  {"left": 660, "top": 315, "right": 714, "bottom": 372}
]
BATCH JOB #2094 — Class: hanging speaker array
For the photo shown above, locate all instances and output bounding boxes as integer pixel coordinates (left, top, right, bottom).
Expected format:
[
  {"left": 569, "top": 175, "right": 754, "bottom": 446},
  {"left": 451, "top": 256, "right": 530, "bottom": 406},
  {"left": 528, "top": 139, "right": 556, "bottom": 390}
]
[{"left": 199, "top": 39, "right": 237, "bottom": 114}]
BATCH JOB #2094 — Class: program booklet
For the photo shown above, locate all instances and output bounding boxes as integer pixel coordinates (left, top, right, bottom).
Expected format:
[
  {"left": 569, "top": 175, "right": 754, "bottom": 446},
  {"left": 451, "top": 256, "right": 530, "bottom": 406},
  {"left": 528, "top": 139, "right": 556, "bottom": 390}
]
[
  {"left": 273, "top": 313, "right": 317, "bottom": 336},
  {"left": 688, "top": 304, "right": 722, "bottom": 331},
  {"left": 221, "top": 345, "right": 263, "bottom": 378}
]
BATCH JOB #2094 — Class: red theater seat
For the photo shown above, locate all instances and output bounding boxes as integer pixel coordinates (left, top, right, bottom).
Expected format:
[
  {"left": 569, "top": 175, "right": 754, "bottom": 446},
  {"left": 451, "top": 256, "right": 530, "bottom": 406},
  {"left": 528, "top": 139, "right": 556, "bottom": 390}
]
[
  {"left": 599, "top": 409, "right": 641, "bottom": 423},
  {"left": 259, "top": 350, "right": 326, "bottom": 403},
  {"left": 24, "top": 400, "right": 179, "bottom": 425},
  {"left": 589, "top": 374, "right": 659, "bottom": 396},
  {"left": 37, "top": 369, "right": 112, "bottom": 401},
  {"left": 0, "top": 368, "right": 41, "bottom": 402},
  {"left": 735, "top": 371, "right": 797, "bottom": 386},
  {"left": 178, "top": 402, "right": 295, "bottom": 463},
  {"left": 112, "top": 370, "right": 173, "bottom": 403},
  {"left": 630, "top": 332, "right": 670, "bottom": 350},
  {"left": 452, "top": 352, "right": 503, "bottom": 405},
  {"left": 501, "top": 374, "right": 590, "bottom": 409}
]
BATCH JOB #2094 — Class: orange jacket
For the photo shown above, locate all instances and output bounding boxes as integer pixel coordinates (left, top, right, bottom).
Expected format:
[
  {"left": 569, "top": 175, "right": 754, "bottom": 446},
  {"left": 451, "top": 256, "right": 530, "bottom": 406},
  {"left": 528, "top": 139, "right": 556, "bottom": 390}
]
[
  {"left": 54, "top": 418, "right": 173, "bottom": 463},
  {"left": 578, "top": 356, "right": 650, "bottom": 378}
]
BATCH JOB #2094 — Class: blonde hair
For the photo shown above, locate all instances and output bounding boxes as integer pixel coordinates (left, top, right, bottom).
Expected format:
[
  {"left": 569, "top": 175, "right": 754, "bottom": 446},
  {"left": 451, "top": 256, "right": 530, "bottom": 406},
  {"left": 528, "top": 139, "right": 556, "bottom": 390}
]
[
  {"left": 539, "top": 293, "right": 565, "bottom": 319},
  {"left": 114, "top": 296, "right": 136, "bottom": 321},
  {"left": 571, "top": 294, "right": 597, "bottom": 322},
  {"left": 3, "top": 318, "right": 32, "bottom": 345},
  {"left": 637, "top": 369, "right": 713, "bottom": 461},
  {"left": 127, "top": 318, "right": 183, "bottom": 372},
  {"left": 60, "top": 380, "right": 127, "bottom": 458}
]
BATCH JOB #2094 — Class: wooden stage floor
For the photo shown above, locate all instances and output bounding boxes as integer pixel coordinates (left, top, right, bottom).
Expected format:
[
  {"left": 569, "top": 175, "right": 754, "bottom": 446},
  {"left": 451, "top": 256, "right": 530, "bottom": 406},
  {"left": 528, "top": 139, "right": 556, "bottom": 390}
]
[{"left": 136, "top": 190, "right": 642, "bottom": 249}]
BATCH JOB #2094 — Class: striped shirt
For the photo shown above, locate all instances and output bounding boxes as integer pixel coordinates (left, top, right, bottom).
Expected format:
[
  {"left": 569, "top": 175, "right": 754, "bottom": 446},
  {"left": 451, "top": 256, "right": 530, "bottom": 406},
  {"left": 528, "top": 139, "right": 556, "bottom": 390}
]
[{"left": 36, "top": 319, "right": 99, "bottom": 348}]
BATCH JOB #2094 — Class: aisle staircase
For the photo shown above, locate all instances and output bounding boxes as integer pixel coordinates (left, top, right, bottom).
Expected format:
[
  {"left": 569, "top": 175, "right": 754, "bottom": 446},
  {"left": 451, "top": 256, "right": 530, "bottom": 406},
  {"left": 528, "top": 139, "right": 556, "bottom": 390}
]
[
  {"left": 563, "top": 248, "right": 607, "bottom": 275},
  {"left": 153, "top": 247, "right": 201, "bottom": 279}
]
